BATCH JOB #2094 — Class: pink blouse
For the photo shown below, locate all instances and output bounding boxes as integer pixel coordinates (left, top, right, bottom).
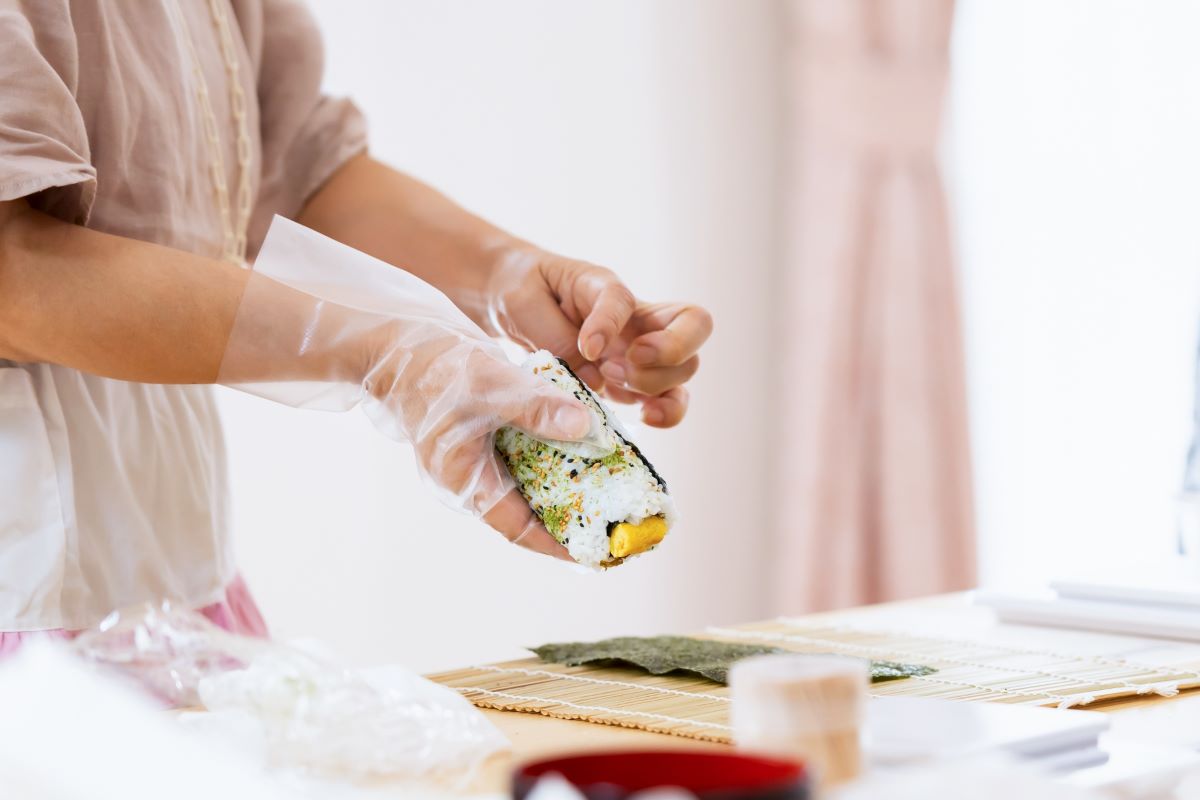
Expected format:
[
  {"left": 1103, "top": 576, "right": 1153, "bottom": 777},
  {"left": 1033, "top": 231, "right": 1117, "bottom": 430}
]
[{"left": 0, "top": 0, "right": 367, "bottom": 630}]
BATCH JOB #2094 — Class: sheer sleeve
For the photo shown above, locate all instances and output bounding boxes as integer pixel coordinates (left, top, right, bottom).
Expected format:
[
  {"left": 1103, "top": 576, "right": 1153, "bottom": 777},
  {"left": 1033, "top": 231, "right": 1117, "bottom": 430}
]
[
  {"left": 0, "top": 0, "right": 96, "bottom": 224},
  {"left": 248, "top": 0, "right": 367, "bottom": 255}
]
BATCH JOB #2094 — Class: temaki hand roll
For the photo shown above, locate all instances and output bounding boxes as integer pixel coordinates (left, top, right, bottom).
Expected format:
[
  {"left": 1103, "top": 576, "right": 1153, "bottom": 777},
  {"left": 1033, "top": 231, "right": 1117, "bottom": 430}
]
[{"left": 496, "top": 350, "right": 677, "bottom": 569}]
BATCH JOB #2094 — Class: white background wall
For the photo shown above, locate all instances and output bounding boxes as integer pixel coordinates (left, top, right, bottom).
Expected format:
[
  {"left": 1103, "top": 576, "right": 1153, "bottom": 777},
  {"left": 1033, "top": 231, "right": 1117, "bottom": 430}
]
[
  {"left": 949, "top": 0, "right": 1200, "bottom": 588},
  {"left": 222, "top": 0, "right": 1200, "bottom": 670},
  {"left": 219, "top": 0, "right": 783, "bottom": 672}
]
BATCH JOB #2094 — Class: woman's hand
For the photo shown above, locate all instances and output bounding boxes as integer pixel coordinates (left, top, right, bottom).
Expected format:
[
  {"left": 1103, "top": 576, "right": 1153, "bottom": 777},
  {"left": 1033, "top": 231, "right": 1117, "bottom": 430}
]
[
  {"left": 297, "top": 158, "right": 712, "bottom": 427},
  {"left": 488, "top": 248, "right": 713, "bottom": 428},
  {"left": 221, "top": 219, "right": 603, "bottom": 561}
]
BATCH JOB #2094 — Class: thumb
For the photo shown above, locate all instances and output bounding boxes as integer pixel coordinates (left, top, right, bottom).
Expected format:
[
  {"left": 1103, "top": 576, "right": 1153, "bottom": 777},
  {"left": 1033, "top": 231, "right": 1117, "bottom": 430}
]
[{"left": 511, "top": 384, "right": 593, "bottom": 442}]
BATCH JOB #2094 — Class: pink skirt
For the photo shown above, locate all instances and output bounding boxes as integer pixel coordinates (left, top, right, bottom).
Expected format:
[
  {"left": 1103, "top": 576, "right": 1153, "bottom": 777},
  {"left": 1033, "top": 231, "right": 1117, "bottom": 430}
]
[{"left": 0, "top": 575, "right": 268, "bottom": 657}]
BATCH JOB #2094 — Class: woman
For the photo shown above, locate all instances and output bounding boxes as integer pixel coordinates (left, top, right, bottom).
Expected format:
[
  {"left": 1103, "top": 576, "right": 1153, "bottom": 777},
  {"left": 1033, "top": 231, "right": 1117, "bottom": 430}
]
[{"left": 0, "top": 1, "right": 711, "bottom": 646}]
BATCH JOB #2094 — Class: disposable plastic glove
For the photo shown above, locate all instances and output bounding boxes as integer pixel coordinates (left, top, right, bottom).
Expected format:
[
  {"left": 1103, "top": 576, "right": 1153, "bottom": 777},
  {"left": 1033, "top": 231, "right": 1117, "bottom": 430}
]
[
  {"left": 485, "top": 248, "right": 713, "bottom": 428},
  {"left": 219, "top": 217, "right": 601, "bottom": 559}
]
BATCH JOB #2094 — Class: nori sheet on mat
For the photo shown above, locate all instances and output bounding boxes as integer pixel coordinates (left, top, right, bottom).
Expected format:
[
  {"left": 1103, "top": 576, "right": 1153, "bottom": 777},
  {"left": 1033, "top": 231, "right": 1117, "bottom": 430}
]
[{"left": 531, "top": 636, "right": 936, "bottom": 685}]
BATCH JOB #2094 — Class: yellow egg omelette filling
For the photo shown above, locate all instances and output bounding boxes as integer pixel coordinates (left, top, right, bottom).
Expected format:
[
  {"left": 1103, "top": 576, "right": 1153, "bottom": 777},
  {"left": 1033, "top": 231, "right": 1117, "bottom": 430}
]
[{"left": 608, "top": 515, "right": 668, "bottom": 559}]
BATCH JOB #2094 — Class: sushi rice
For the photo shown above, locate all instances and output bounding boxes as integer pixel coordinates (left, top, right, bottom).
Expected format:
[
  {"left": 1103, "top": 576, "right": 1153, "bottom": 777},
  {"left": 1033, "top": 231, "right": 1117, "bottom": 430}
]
[{"left": 495, "top": 350, "right": 677, "bottom": 569}]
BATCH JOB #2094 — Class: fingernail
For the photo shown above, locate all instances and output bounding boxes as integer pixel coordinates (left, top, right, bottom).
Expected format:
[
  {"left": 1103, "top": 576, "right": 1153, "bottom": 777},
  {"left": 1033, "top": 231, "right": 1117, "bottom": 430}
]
[
  {"left": 629, "top": 344, "right": 656, "bottom": 365},
  {"left": 555, "top": 404, "right": 591, "bottom": 438},
  {"left": 644, "top": 407, "right": 665, "bottom": 425},
  {"left": 585, "top": 333, "right": 607, "bottom": 361},
  {"left": 599, "top": 361, "right": 626, "bottom": 386}
]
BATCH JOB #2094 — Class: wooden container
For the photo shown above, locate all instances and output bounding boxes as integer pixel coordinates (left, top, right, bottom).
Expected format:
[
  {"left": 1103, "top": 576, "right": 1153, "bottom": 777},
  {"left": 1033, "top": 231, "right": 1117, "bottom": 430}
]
[{"left": 730, "top": 654, "right": 868, "bottom": 787}]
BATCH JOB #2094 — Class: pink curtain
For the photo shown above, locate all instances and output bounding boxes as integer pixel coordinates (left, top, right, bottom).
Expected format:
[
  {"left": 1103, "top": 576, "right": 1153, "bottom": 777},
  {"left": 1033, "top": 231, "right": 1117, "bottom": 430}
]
[{"left": 773, "top": 0, "right": 976, "bottom": 612}]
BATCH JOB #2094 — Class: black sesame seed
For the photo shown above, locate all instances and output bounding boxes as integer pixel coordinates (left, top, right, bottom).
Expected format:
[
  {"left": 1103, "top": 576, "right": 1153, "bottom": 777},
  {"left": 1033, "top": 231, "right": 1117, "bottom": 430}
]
[{"left": 569, "top": 469, "right": 578, "bottom": 478}]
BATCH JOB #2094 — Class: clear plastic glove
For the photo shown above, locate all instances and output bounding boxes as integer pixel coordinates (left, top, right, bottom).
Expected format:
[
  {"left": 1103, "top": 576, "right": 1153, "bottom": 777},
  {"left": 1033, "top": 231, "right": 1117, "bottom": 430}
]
[
  {"left": 219, "top": 217, "right": 603, "bottom": 559},
  {"left": 486, "top": 248, "right": 713, "bottom": 428}
]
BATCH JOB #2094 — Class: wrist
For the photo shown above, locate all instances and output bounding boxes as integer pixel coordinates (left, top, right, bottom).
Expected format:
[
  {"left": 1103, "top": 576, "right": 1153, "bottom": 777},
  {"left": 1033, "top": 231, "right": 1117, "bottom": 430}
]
[{"left": 479, "top": 238, "right": 541, "bottom": 339}]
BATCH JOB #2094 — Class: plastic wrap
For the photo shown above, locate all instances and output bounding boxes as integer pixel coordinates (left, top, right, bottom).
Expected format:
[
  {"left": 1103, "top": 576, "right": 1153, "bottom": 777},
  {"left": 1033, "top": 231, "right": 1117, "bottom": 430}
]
[
  {"left": 218, "top": 215, "right": 611, "bottom": 557},
  {"left": 70, "top": 603, "right": 508, "bottom": 784}
]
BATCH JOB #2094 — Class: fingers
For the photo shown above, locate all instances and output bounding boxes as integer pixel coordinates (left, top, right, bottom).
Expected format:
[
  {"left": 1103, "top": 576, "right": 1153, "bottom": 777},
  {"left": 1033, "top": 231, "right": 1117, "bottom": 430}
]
[
  {"left": 509, "top": 382, "right": 593, "bottom": 441},
  {"left": 574, "top": 362, "right": 603, "bottom": 390},
  {"left": 429, "top": 434, "right": 572, "bottom": 561},
  {"left": 640, "top": 386, "right": 689, "bottom": 428},
  {"left": 601, "top": 383, "right": 641, "bottom": 405},
  {"left": 627, "top": 305, "right": 713, "bottom": 367},
  {"left": 600, "top": 356, "right": 699, "bottom": 398},
  {"left": 503, "top": 290, "right": 588, "bottom": 368},
  {"left": 496, "top": 273, "right": 609, "bottom": 389},
  {"left": 512, "top": 297, "right": 604, "bottom": 389},
  {"left": 483, "top": 490, "right": 574, "bottom": 561},
  {"left": 461, "top": 353, "right": 592, "bottom": 441},
  {"left": 575, "top": 272, "right": 637, "bottom": 362}
]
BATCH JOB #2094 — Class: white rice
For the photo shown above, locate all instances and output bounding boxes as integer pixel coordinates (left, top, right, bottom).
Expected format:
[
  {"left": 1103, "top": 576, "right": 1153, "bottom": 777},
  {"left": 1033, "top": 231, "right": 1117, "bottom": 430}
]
[{"left": 495, "top": 350, "right": 677, "bottom": 569}]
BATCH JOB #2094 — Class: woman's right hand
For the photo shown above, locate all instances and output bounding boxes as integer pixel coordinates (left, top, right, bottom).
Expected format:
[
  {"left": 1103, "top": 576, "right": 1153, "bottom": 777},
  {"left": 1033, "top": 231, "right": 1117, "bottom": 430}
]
[
  {"left": 363, "top": 333, "right": 593, "bottom": 560},
  {"left": 218, "top": 218, "right": 595, "bottom": 560}
]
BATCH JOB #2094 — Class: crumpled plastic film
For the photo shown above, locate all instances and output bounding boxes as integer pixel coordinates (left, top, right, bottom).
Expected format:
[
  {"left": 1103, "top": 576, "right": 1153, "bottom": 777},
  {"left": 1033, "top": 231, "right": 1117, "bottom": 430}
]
[
  {"left": 69, "top": 602, "right": 246, "bottom": 707},
  {"left": 218, "top": 215, "right": 609, "bottom": 545},
  {"left": 70, "top": 603, "right": 509, "bottom": 783}
]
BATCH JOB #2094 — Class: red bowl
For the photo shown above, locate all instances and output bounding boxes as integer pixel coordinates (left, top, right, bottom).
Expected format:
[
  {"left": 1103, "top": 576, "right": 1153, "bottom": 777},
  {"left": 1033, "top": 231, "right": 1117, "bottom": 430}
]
[{"left": 512, "top": 750, "right": 808, "bottom": 800}]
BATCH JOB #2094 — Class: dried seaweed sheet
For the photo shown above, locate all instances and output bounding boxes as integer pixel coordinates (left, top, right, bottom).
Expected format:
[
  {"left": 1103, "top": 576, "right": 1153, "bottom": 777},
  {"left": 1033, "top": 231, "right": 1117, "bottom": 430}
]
[{"left": 530, "top": 636, "right": 935, "bottom": 685}]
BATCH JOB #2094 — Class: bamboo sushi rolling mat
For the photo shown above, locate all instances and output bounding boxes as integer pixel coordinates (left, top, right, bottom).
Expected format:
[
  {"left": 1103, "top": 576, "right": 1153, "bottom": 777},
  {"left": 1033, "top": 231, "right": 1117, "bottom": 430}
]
[{"left": 429, "top": 594, "right": 1200, "bottom": 745}]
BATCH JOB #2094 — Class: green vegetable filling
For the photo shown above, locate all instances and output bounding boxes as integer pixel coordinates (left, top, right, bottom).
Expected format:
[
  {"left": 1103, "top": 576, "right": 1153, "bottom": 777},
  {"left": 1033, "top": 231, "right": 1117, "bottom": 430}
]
[
  {"left": 539, "top": 504, "right": 572, "bottom": 538},
  {"left": 597, "top": 450, "right": 626, "bottom": 469}
]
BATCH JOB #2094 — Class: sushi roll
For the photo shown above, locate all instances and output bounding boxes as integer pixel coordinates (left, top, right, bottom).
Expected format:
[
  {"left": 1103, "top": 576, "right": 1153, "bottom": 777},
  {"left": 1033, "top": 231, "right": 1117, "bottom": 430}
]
[{"left": 496, "top": 350, "right": 677, "bottom": 569}]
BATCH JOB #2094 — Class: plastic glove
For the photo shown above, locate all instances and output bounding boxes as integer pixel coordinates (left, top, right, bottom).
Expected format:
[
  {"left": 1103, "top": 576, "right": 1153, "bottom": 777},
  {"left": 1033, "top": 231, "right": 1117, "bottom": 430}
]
[
  {"left": 219, "top": 217, "right": 601, "bottom": 559},
  {"left": 486, "top": 248, "right": 713, "bottom": 428}
]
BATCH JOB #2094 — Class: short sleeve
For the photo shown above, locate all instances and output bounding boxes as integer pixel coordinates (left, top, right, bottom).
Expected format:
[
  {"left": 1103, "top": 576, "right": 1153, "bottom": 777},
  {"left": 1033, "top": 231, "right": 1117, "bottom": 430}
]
[
  {"left": 249, "top": 0, "right": 367, "bottom": 255},
  {"left": 0, "top": 1, "right": 95, "bottom": 224}
]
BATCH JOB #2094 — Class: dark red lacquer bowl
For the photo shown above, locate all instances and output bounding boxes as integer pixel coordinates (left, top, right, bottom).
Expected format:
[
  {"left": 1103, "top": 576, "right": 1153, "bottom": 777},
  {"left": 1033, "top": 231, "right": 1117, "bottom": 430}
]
[{"left": 512, "top": 750, "right": 808, "bottom": 800}]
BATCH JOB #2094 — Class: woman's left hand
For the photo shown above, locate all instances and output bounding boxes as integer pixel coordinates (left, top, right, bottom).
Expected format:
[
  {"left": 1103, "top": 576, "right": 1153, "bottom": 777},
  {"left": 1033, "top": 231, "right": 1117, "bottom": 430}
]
[{"left": 488, "top": 248, "right": 713, "bottom": 428}]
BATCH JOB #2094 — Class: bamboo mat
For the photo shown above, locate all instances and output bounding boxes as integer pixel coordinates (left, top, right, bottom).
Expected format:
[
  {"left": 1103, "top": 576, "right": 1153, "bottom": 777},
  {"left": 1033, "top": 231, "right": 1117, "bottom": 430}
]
[{"left": 429, "top": 618, "right": 1200, "bottom": 745}]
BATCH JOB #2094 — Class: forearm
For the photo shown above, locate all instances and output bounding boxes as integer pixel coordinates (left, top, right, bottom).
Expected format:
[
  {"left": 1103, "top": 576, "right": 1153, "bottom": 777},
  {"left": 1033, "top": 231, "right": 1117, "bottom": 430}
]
[
  {"left": 0, "top": 200, "right": 249, "bottom": 382},
  {"left": 296, "top": 153, "right": 523, "bottom": 333}
]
